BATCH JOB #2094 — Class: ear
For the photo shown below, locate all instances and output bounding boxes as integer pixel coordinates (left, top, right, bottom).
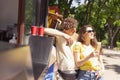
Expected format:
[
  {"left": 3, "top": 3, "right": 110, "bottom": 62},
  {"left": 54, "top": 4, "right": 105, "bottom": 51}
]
[
  {"left": 63, "top": 29, "right": 68, "bottom": 33},
  {"left": 63, "top": 29, "right": 66, "bottom": 32}
]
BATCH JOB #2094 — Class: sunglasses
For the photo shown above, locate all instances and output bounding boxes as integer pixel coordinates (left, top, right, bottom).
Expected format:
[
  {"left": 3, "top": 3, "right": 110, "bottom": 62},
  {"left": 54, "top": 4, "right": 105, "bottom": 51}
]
[{"left": 86, "top": 30, "right": 94, "bottom": 33}]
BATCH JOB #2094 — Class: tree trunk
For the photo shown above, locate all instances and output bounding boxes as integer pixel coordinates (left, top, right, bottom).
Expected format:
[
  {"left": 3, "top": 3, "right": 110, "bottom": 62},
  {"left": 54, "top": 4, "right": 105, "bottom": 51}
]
[{"left": 110, "top": 37, "right": 114, "bottom": 49}]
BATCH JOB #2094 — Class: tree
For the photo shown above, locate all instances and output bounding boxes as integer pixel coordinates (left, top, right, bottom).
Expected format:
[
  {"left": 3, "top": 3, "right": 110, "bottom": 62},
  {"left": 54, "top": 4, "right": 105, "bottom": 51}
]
[
  {"left": 49, "top": 0, "right": 82, "bottom": 18},
  {"left": 75, "top": 0, "right": 120, "bottom": 48},
  {"left": 104, "top": 0, "right": 120, "bottom": 48}
]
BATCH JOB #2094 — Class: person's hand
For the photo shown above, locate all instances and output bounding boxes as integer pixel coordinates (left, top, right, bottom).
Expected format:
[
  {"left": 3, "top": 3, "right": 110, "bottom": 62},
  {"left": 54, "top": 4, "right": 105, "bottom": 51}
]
[
  {"left": 63, "top": 34, "right": 73, "bottom": 46},
  {"left": 89, "top": 51, "right": 99, "bottom": 58},
  {"left": 95, "top": 70, "right": 104, "bottom": 80},
  {"left": 66, "top": 38, "right": 73, "bottom": 46}
]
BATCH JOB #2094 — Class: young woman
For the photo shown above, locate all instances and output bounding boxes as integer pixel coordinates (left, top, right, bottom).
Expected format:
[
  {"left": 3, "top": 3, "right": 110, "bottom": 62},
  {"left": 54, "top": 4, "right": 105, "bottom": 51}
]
[{"left": 73, "top": 24, "right": 104, "bottom": 80}]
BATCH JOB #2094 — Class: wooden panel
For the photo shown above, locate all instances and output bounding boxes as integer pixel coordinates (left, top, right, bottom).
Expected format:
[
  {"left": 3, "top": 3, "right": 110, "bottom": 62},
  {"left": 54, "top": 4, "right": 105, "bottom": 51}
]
[{"left": 0, "top": 46, "right": 34, "bottom": 80}]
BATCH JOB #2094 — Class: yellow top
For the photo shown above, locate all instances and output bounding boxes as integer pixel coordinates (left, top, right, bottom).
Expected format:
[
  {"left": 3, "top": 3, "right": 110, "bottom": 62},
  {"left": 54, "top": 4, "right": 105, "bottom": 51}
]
[{"left": 73, "top": 42, "right": 101, "bottom": 71}]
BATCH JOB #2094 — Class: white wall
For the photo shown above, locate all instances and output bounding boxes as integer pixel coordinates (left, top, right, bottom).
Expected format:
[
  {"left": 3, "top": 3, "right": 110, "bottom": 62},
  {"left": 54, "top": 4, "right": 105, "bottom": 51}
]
[{"left": 0, "top": 0, "right": 18, "bottom": 30}]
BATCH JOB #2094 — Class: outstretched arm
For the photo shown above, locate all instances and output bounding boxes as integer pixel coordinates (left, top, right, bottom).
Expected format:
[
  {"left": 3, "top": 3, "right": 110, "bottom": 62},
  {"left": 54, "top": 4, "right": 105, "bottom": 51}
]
[
  {"left": 44, "top": 28, "right": 73, "bottom": 45},
  {"left": 44, "top": 28, "right": 67, "bottom": 37}
]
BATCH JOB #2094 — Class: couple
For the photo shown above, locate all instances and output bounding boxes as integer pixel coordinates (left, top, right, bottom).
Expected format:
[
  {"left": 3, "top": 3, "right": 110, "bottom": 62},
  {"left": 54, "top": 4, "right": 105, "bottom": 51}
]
[{"left": 44, "top": 17, "right": 104, "bottom": 80}]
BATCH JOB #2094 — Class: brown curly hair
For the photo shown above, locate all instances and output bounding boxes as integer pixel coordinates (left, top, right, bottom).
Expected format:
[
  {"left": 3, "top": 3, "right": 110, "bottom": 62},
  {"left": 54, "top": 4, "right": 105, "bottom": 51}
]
[{"left": 61, "top": 17, "right": 78, "bottom": 30}]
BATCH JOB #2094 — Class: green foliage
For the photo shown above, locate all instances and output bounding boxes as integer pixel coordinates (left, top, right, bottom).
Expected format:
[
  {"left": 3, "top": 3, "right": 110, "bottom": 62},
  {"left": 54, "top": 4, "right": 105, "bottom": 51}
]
[
  {"left": 49, "top": 0, "right": 80, "bottom": 18},
  {"left": 101, "top": 33, "right": 108, "bottom": 47},
  {"left": 101, "top": 39, "right": 108, "bottom": 48},
  {"left": 74, "top": 0, "right": 120, "bottom": 48},
  {"left": 113, "top": 20, "right": 120, "bottom": 26},
  {"left": 49, "top": 0, "right": 58, "bottom": 6},
  {"left": 113, "top": 42, "right": 120, "bottom": 50},
  {"left": 25, "top": 0, "right": 34, "bottom": 33},
  {"left": 24, "top": 0, "right": 120, "bottom": 48},
  {"left": 116, "top": 42, "right": 120, "bottom": 48}
]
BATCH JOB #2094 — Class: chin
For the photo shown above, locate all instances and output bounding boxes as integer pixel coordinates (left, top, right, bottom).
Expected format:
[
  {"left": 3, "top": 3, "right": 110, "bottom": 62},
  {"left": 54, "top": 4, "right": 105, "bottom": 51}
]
[
  {"left": 91, "top": 36, "right": 94, "bottom": 39},
  {"left": 69, "top": 33, "right": 74, "bottom": 36}
]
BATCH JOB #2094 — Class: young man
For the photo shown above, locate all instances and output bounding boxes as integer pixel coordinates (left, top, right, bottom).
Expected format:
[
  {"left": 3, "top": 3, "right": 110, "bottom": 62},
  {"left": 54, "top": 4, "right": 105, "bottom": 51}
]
[{"left": 44, "top": 17, "right": 78, "bottom": 80}]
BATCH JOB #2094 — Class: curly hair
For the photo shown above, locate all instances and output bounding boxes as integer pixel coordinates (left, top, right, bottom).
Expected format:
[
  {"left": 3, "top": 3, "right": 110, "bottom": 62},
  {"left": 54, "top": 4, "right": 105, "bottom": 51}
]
[
  {"left": 78, "top": 24, "right": 98, "bottom": 48},
  {"left": 61, "top": 17, "right": 78, "bottom": 30}
]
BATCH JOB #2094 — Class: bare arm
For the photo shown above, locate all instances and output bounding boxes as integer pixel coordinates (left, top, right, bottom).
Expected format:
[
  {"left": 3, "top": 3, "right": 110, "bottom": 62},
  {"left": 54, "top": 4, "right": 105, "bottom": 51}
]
[
  {"left": 44, "top": 28, "right": 73, "bottom": 45},
  {"left": 96, "top": 54, "right": 105, "bottom": 79},
  {"left": 74, "top": 51, "right": 96, "bottom": 67},
  {"left": 73, "top": 43, "right": 100, "bottom": 67},
  {"left": 44, "top": 28, "right": 67, "bottom": 37},
  {"left": 73, "top": 43, "right": 91, "bottom": 67},
  {"left": 97, "top": 43, "right": 105, "bottom": 71}
]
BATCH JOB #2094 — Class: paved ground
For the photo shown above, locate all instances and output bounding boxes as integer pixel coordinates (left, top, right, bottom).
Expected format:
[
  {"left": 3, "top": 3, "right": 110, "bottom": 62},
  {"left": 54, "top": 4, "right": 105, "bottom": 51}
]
[{"left": 102, "top": 49, "right": 120, "bottom": 80}]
